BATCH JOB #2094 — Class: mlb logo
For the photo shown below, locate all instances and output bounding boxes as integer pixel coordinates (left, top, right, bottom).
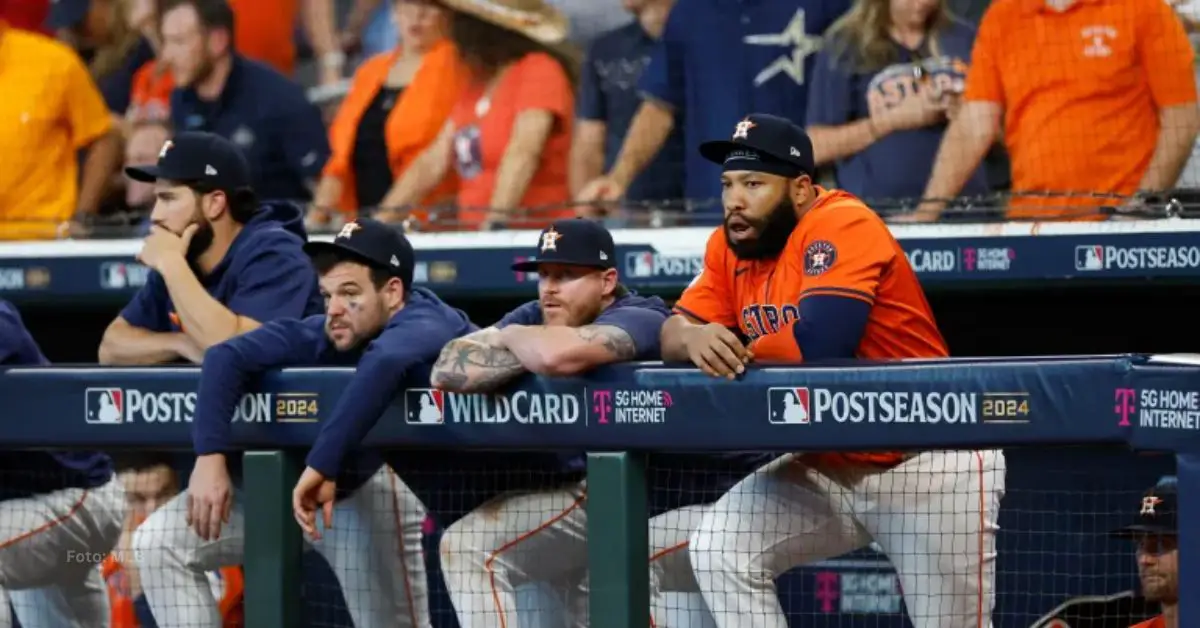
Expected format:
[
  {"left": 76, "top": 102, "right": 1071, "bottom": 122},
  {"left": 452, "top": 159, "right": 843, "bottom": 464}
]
[
  {"left": 767, "top": 387, "right": 811, "bottom": 424},
  {"left": 625, "top": 252, "right": 654, "bottom": 278},
  {"left": 1075, "top": 245, "right": 1104, "bottom": 271},
  {"left": 99, "top": 263, "right": 127, "bottom": 290},
  {"left": 85, "top": 388, "right": 124, "bottom": 424},
  {"left": 405, "top": 389, "right": 444, "bottom": 425}
]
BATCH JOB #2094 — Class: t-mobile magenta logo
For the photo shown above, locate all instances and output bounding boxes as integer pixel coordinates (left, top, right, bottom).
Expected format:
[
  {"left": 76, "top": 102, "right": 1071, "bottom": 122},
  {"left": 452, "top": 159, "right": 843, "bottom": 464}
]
[
  {"left": 593, "top": 390, "right": 613, "bottom": 424},
  {"left": 814, "top": 571, "right": 839, "bottom": 613},
  {"left": 962, "top": 247, "right": 977, "bottom": 271},
  {"left": 1115, "top": 388, "right": 1136, "bottom": 426}
]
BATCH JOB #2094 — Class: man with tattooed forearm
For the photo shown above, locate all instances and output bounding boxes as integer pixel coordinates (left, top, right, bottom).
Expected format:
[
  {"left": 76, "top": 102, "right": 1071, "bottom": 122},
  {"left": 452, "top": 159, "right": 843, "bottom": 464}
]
[{"left": 428, "top": 219, "right": 693, "bottom": 628}]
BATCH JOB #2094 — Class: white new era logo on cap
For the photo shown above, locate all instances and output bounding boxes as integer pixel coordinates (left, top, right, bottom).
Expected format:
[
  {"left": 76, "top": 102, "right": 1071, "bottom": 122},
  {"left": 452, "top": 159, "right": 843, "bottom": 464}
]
[
  {"left": 205, "top": 165, "right": 217, "bottom": 175},
  {"left": 391, "top": 255, "right": 400, "bottom": 267}
]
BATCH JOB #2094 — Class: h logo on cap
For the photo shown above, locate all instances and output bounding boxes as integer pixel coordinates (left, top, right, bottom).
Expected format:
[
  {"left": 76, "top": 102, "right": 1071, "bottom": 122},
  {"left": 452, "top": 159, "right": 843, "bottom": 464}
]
[
  {"left": 1141, "top": 495, "right": 1163, "bottom": 515},
  {"left": 540, "top": 228, "right": 562, "bottom": 253},
  {"left": 337, "top": 222, "right": 361, "bottom": 240},
  {"left": 158, "top": 140, "right": 174, "bottom": 159},
  {"left": 733, "top": 118, "right": 756, "bottom": 140}
]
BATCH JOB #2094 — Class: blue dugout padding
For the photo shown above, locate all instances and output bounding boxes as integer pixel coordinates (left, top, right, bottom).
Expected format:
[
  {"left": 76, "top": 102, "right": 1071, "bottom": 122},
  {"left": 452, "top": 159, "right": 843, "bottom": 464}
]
[{"left": 1, "top": 353, "right": 1196, "bottom": 627}]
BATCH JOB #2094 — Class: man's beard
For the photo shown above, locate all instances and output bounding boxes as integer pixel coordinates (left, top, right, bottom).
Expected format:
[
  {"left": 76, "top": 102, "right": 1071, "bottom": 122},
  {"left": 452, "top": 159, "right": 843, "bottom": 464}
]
[
  {"left": 182, "top": 54, "right": 216, "bottom": 87},
  {"left": 185, "top": 219, "right": 214, "bottom": 265},
  {"left": 725, "top": 198, "right": 799, "bottom": 260},
  {"left": 327, "top": 308, "right": 388, "bottom": 352}
]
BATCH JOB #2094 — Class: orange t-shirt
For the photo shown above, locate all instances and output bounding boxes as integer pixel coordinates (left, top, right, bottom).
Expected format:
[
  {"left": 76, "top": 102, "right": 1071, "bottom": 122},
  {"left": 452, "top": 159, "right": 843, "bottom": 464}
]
[
  {"left": 674, "top": 188, "right": 948, "bottom": 467},
  {"left": 965, "top": 0, "right": 1196, "bottom": 220},
  {"left": 228, "top": 0, "right": 298, "bottom": 76},
  {"left": 0, "top": 25, "right": 112, "bottom": 240},
  {"left": 1130, "top": 616, "right": 1166, "bottom": 628},
  {"left": 323, "top": 40, "right": 467, "bottom": 220},
  {"left": 127, "top": 60, "right": 174, "bottom": 123},
  {"left": 449, "top": 52, "right": 573, "bottom": 229}
]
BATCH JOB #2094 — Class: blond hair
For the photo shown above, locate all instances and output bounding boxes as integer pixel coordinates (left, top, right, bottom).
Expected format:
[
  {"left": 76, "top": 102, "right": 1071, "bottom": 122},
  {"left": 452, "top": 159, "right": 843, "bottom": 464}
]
[
  {"left": 824, "top": 0, "right": 958, "bottom": 74},
  {"left": 91, "top": 0, "right": 143, "bottom": 81}
]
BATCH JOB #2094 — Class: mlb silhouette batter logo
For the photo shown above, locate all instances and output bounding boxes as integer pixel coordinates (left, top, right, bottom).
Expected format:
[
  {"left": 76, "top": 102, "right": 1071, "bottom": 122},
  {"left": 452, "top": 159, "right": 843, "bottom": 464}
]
[
  {"left": 85, "top": 388, "right": 124, "bottom": 424},
  {"left": 404, "top": 389, "right": 444, "bottom": 425},
  {"left": 767, "top": 387, "right": 811, "bottom": 424},
  {"left": 1075, "top": 245, "right": 1104, "bottom": 271}
]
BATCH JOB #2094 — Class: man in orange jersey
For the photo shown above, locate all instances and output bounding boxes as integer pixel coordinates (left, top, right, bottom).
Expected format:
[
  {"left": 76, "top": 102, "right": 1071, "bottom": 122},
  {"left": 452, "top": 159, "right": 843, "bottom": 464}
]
[
  {"left": 662, "top": 113, "right": 1006, "bottom": 628},
  {"left": 1112, "top": 480, "right": 1179, "bottom": 628}
]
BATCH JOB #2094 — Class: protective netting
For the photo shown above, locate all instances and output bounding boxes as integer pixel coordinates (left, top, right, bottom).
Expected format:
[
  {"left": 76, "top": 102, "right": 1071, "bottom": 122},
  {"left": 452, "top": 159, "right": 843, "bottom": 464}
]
[{"left": 0, "top": 444, "right": 1165, "bottom": 627}]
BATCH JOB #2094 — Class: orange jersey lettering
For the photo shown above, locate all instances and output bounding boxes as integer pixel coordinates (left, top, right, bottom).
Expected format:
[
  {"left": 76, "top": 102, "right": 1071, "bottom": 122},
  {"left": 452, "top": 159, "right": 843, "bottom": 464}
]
[{"left": 675, "top": 188, "right": 948, "bottom": 467}]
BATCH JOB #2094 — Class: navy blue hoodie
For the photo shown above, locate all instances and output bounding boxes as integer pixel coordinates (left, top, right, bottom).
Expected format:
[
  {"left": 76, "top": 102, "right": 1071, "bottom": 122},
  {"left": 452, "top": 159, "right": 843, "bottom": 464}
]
[
  {"left": 0, "top": 301, "right": 113, "bottom": 499},
  {"left": 192, "top": 288, "right": 475, "bottom": 493},
  {"left": 120, "top": 202, "right": 324, "bottom": 332}
]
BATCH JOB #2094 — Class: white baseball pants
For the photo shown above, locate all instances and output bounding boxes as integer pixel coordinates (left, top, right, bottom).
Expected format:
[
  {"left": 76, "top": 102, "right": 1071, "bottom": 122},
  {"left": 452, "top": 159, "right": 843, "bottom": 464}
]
[
  {"left": 133, "top": 465, "right": 429, "bottom": 627},
  {"left": 438, "top": 481, "right": 709, "bottom": 628},
  {"left": 689, "top": 450, "right": 1006, "bottom": 628},
  {"left": 0, "top": 477, "right": 126, "bottom": 628}
]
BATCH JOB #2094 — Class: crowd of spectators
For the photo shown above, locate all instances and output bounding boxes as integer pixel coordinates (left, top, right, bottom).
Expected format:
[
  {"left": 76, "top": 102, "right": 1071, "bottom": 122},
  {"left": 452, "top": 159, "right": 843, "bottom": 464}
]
[{"left": 0, "top": 0, "right": 1199, "bottom": 240}]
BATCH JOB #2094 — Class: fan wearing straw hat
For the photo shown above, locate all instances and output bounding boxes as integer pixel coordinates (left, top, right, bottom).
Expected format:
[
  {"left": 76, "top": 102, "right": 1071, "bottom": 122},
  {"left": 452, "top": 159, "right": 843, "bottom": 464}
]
[{"left": 373, "top": 0, "right": 579, "bottom": 231}]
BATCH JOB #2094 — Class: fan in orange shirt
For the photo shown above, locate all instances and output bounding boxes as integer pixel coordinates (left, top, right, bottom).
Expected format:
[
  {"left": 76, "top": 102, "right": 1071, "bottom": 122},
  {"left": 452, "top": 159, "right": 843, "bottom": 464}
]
[{"left": 665, "top": 113, "right": 1006, "bottom": 628}]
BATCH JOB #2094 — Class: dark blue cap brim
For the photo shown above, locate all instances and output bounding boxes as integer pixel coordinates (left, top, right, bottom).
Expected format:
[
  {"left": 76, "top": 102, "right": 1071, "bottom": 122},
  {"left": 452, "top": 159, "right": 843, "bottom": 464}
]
[
  {"left": 511, "top": 258, "right": 610, "bottom": 272},
  {"left": 1110, "top": 524, "right": 1176, "bottom": 538},
  {"left": 304, "top": 240, "right": 368, "bottom": 263},
  {"left": 699, "top": 140, "right": 743, "bottom": 166},
  {"left": 700, "top": 139, "right": 806, "bottom": 178},
  {"left": 124, "top": 165, "right": 162, "bottom": 183},
  {"left": 304, "top": 239, "right": 409, "bottom": 279}
]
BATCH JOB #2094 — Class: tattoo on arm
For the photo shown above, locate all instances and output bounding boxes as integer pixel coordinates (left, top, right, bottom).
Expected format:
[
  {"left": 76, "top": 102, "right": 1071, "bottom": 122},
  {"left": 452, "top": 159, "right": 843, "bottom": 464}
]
[
  {"left": 431, "top": 330, "right": 526, "bottom": 392},
  {"left": 575, "top": 325, "right": 637, "bottom": 361}
]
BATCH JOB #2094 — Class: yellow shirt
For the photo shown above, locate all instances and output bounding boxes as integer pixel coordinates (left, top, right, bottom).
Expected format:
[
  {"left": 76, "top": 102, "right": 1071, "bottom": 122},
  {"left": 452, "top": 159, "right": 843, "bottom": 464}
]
[{"left": 0, "top": 23, "right": 112, "bottom": 240}]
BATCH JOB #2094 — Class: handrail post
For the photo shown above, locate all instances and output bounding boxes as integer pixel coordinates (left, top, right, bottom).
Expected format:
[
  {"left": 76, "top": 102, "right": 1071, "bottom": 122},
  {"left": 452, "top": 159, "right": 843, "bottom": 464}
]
[
  {"left": 587, "top": 451, "right": 649, "bottom": 628},
  {"left": 242, "top": 450, "right": 303, "bottom": 627}
]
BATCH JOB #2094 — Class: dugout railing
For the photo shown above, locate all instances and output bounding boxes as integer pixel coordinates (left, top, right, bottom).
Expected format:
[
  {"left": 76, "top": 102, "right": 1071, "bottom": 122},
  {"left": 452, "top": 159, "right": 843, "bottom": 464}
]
[{"left": 4, "top": 355, "right": 1198, "bottom": 627}]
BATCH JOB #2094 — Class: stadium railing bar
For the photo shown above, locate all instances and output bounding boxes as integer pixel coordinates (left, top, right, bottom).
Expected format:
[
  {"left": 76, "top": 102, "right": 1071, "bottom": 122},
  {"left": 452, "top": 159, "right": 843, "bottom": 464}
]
[
  {"left": 5, "top": 355, "right": 1198, "bottom": 627},
  {"left": 76, "top": 190, "right": 1200, "bottom": 240}
]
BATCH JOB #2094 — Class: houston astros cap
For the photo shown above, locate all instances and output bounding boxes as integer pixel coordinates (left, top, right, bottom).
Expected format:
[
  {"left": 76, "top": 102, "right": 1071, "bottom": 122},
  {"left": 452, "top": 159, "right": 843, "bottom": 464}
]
[
  {"left": 304, "top": 219, "right": 416, "bottom": 289},
  {"left": 1111, "top": 480, "right": 1177, "bottom": 538},
  {"left": 511, "top": 219, "right": 616, "bottom": 272},
  {"left": 698, "top": 113, "right": 816, "bottom": 179},
  {"left": 125, "top": 132, "right": 252, "bottom": 193}
]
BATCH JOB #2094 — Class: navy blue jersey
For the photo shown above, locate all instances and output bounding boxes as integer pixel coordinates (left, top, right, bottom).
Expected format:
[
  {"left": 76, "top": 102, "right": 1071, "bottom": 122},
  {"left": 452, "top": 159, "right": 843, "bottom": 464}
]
[
  {"left": 193, "top": 288, "right": 475, "bottom": 494},
  {"left": 806, "top": 20, "right": 987, "bottom": 201},
  {"left": 496, "top": 291, "right": 671, "bottom": 360},
  {"left": 0, "top": 301, "right": 113, "bottom": 500},
  {"left": 120, "top": 202, "right": 324, "bottom": 333},
  {"left": 577, "top": 22, "right": 684, "bottom": 202},
  {"left": 638, "top": 0, "right": 851, "bottom": 207},
  {"left": 170, "top": 56, "right": 329, "bottom": 202}
]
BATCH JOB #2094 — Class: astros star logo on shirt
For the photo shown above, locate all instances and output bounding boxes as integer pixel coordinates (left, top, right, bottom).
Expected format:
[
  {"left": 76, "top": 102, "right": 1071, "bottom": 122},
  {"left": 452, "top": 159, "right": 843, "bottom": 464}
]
[{"left": 743, "top": 9, "right": 822, "bottom": 87}]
